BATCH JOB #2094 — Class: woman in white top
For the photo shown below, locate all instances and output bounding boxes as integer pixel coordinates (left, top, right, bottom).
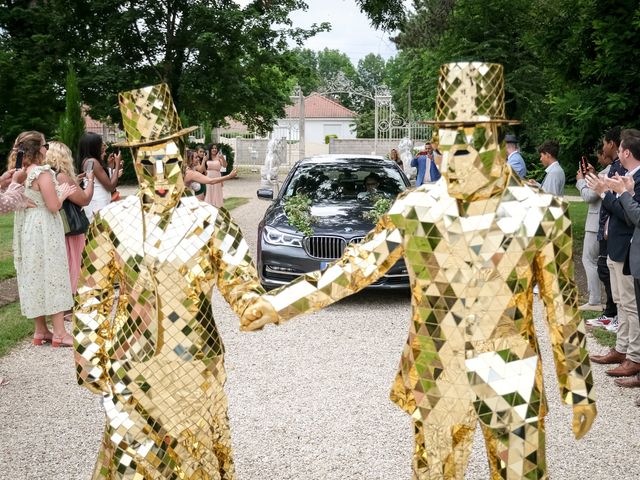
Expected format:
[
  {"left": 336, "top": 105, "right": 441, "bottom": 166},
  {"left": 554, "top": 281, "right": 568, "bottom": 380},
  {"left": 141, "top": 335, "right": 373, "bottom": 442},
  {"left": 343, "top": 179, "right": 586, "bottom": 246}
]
[{"left": 78, "top": 133, "right": 122, "bottom": 221}]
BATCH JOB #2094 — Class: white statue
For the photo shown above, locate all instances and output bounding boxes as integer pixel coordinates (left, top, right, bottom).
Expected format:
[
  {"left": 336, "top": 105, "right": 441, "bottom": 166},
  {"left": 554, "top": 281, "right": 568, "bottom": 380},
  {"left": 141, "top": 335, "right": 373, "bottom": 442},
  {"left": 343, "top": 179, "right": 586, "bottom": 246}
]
[
  {"left": 261, "top": 136, "right": 283, "bottom": 190},
  {"left": 398, "top": 137, "right": 414, "bottom": 179}
]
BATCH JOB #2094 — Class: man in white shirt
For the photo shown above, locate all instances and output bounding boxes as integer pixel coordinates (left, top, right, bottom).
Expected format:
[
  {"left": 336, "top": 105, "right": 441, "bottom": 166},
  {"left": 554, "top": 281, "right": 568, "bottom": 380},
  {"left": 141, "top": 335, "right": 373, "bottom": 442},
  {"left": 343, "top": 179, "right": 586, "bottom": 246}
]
[{"left": 528, "top": 140, "right": 565, "bottom": 196}]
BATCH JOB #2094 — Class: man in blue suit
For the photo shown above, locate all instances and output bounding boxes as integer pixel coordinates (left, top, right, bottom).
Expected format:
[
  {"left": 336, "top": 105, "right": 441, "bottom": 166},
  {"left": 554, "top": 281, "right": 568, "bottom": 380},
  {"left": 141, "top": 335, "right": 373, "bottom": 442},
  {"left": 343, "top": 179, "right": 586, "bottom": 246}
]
[{"left": 411, "top": 142, "right": 441, "bottom": 186}]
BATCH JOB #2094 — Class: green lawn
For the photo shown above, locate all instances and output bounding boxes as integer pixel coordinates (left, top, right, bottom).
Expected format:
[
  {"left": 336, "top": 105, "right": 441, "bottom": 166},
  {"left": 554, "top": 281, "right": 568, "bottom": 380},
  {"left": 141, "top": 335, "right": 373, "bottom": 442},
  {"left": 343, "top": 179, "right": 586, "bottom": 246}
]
[
  {"left": 223, "top": 197, "right": 250, "bottom": 211},
  {"left": 567, "top": 200, "right": 588, "bottom": 251},
  {"left": 590, "top": 327, "right": 617, "bottom": 348},
  {"left": 0, "top": 302, "right": 31, "bottom": 357},
  {"left": 0, "top": 214, "right": 15, "bottom": 281},
  {"left": 564, "top": 184, "right": 580, "bottom": 197}
]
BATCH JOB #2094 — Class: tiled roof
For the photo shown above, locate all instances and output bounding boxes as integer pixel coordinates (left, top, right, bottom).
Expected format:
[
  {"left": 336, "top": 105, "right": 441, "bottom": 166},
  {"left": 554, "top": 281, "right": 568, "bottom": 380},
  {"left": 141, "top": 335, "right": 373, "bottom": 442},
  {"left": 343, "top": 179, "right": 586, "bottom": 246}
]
[{"left": 285, "top": 93, "right": 356, "bottom": 119}]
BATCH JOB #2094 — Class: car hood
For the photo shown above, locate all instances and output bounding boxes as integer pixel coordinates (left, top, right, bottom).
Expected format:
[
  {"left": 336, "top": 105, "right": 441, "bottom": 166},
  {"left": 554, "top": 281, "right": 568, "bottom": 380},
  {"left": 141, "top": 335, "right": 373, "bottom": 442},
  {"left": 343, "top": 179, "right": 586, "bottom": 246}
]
[{"left": 264, "top": 200, "right": 378, "bottom": 236}]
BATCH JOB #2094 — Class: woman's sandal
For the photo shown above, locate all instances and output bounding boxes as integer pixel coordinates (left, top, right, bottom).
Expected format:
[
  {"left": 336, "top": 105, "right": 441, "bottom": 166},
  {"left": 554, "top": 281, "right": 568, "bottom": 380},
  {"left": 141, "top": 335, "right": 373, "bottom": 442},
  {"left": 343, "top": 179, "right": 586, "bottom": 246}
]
[
  {"left": 32, "top": 332, "right": 53, "bottom": 346},
  {"left": 51, "top": 333, "right": 74, "bottom": 348}
]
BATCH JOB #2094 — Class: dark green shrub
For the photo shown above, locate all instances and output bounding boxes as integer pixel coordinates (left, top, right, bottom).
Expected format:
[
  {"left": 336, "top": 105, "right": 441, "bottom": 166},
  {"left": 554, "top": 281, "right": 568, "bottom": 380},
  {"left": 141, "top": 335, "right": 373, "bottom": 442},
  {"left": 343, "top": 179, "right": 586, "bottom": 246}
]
[
  {"left": 325, "top": 134, "right": 338, "bottom": 144},
  {"left": 218, "top": 143, "right": 235, "bottom": 172}
]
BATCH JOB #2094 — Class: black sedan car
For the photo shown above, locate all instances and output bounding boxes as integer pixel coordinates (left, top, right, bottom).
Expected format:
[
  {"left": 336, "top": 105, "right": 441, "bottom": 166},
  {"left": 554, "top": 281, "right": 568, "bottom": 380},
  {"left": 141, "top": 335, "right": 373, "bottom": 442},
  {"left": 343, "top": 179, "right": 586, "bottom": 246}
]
[{"left": 256, "top": 154, "right": 410, "bottom": 289}]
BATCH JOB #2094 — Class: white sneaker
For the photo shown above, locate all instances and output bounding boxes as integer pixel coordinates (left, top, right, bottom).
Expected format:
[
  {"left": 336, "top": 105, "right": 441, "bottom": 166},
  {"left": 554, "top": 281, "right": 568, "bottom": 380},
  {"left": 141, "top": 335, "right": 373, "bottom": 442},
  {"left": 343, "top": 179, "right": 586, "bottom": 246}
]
[
  {"left": 605, "top": 316, "right": 619, "bottom": 332},
  {"left": 578, "top": 302, "right": 604, "bottom": 312},
  {"left": 585, "top": 315, "right": 613, "bottom": 328},
  {"left": 533, "top": 284, "right": 539, "bottom": 295}
]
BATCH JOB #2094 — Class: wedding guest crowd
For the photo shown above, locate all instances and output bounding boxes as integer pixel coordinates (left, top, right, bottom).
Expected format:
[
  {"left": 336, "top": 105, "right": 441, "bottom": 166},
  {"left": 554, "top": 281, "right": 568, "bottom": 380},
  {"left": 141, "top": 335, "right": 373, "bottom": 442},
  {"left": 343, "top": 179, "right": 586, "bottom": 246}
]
[{"left": 1, "top": 131, "right": 242, "bottom": 350}]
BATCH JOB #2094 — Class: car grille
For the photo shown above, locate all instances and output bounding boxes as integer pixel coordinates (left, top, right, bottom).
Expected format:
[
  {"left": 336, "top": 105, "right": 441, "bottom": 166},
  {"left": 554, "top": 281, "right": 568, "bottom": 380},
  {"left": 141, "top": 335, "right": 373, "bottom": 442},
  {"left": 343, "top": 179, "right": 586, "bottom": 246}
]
[{"left": 303, "top": 236, "right": 364, "bottom": 259}]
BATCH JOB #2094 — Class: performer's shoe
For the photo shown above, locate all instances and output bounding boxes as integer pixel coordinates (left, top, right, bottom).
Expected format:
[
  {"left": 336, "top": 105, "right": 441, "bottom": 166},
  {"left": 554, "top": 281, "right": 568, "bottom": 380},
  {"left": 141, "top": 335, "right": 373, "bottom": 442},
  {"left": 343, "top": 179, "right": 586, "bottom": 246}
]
[
  {"left": 590, "top": 349, "right": 626, "bottom": 364},
  {"left": 51, "top": 333, "right": 74, "bottom": 348},
  {"left": 32, "top": 332, "right": 53, "bottom": 346},
  {"left": 614, "top": 374, "right": 640, "bottom": 388},
  {"left": 606, "top": 359, "right": 640, "bottom": 377}
]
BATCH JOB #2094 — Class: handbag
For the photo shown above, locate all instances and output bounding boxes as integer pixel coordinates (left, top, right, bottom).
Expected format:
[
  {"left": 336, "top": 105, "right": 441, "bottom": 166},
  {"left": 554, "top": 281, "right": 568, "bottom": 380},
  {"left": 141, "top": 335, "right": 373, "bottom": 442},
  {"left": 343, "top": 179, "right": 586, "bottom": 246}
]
[{"left": 60, "top": 199, "right": 90, "bottom": 236}]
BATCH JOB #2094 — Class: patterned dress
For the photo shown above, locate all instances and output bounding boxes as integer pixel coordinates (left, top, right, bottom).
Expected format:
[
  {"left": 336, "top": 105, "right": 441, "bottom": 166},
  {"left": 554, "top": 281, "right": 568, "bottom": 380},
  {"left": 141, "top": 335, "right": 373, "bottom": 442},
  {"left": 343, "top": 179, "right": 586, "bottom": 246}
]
[{"left": 13, "top": 165, "right": 73, "bottom": 318}]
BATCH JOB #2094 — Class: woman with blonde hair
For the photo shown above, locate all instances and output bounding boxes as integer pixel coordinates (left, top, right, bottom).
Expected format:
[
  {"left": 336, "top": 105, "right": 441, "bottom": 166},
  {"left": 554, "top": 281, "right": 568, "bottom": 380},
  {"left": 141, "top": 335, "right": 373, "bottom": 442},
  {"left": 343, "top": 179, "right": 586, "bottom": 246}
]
[
  {"left": 45, "top": 141, "right": 95, "bottom": 299},
  {"left": 10, "top": 131, "right": 76, "bottom": 346}
]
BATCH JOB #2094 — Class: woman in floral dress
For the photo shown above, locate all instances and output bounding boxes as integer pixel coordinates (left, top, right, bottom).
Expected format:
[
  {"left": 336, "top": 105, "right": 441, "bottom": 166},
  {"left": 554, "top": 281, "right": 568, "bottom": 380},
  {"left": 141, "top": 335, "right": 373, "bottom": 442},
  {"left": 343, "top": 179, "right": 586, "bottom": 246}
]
[{"left": 10, "top": 131, "right": 76, "bottom": 346}]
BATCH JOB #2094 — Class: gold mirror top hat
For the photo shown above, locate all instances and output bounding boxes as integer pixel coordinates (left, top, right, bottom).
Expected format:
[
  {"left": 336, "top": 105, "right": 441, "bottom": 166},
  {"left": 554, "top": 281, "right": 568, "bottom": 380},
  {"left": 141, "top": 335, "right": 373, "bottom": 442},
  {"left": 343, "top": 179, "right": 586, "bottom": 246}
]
[
  {"left": 426, "top": 62, "right": 520, "bottom": 126},
  {"left": 114, "top": 83, "right": 198, "bottom": 147}
]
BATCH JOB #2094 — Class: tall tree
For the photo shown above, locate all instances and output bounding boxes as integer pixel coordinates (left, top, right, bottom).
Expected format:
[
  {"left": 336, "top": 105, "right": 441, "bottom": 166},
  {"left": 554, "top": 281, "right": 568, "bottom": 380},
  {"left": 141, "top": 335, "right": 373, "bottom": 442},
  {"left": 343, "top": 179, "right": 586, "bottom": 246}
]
[
  {"left": 0, "top": 0, "right": 328, "bottom": 161},
  {"left": 57, "top": 65, "right": 85, "bottom": 159}
]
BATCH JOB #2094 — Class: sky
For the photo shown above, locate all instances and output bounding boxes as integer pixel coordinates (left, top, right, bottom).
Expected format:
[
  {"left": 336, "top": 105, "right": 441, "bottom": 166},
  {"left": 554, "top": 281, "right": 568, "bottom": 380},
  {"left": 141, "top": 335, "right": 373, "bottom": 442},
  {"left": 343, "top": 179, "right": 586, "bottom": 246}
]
[{"left": 234, "top": 0, "right": 400, "bottom": 64}]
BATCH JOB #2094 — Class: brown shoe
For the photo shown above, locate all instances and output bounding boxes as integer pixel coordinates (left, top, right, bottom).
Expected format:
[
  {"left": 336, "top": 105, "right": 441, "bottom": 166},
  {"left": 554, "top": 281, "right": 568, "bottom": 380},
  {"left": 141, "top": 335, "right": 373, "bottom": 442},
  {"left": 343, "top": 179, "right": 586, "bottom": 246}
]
[
  {"left": 606, "top": 359, "right": 640, "bottom": 377},
  {"left": 614, "top": 374, "right": 640, "bottom": 388},
  {"left": 591, "top": 349, "right": 626, "bottom": 365}
]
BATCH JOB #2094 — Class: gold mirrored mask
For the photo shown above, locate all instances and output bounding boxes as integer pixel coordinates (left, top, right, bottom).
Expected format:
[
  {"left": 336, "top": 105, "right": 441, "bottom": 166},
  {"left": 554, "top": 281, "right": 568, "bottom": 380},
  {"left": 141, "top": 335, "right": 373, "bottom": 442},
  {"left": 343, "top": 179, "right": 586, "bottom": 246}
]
[
  {"left": 133, "top": 139, "right": 185, "bottom": 211},
  {"left": 438, "top": 124, "right": 506, "bottom": 200}
]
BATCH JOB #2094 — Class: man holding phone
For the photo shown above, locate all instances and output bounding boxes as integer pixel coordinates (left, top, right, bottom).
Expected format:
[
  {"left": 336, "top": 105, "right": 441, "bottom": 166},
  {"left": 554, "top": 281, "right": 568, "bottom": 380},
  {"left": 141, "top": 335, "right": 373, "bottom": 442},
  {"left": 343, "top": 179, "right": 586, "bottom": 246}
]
[{"left": 576, "top": 152, "right": 607, "bottom": 312}]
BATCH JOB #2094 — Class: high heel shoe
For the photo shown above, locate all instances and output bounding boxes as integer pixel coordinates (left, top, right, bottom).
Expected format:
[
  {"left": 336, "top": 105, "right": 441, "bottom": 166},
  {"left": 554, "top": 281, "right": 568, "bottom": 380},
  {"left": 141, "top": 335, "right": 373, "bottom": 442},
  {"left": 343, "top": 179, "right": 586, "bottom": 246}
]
[
  {"left": 32, "top": 332, "right": 53, "bottom": 346},
  {"left": 51, "top": 333, "right": 74, "bottom": 348}
]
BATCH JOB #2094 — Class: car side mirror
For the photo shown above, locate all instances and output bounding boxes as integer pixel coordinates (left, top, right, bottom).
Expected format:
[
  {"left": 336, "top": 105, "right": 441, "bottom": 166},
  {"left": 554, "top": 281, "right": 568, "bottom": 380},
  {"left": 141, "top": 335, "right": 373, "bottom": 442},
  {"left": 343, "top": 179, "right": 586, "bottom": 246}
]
[{"left": 257, "top": 188, "right": 274, "bottom": 200}]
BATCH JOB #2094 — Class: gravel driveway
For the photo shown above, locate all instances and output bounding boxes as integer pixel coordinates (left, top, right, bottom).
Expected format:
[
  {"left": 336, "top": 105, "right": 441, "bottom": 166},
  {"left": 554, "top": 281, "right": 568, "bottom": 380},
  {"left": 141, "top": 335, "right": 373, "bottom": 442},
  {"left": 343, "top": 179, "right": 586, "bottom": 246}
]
[{"left": 0, "top": 175, "right": 638, "bottom": 479}]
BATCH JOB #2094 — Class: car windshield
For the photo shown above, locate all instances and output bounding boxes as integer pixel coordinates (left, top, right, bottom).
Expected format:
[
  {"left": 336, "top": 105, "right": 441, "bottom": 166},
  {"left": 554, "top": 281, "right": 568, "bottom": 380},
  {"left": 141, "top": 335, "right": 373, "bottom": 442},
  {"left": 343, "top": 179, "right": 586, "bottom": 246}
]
[{"left": 283, "top": 162, "right": 407, "bottom": 202}]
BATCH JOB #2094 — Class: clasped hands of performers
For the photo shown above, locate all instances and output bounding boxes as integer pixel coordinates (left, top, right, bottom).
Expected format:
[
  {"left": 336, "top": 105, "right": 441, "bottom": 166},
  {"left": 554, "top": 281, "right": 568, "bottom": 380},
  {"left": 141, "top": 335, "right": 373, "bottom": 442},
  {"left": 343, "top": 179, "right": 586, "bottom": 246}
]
[{"left": 241, "top": 296, "right": 278, "bottom": 331}]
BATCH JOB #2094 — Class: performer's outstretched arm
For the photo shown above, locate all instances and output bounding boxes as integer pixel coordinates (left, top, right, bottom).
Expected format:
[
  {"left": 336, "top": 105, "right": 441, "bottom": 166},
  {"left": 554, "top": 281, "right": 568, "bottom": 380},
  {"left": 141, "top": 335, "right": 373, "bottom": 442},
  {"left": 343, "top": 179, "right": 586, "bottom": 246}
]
[
  {"left": 73, "top": 214, "right": 118, "bottom": 395},
  {"left": 211, "top": 207, "right": 274, "bottom": 325},
  {"left": 253, "top": 213, "right": 404, "bottom": 326},
  {"left": 533, "top": 199, "right": 596, "bottom": 437}
]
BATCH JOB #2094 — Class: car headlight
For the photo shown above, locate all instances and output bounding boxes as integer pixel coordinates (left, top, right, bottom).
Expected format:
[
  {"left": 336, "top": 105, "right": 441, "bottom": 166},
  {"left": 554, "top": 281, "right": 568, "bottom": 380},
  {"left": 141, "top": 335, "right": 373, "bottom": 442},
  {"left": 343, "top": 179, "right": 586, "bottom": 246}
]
[{"left": 263, "top": 226, "right": 303, "bottom": 247}]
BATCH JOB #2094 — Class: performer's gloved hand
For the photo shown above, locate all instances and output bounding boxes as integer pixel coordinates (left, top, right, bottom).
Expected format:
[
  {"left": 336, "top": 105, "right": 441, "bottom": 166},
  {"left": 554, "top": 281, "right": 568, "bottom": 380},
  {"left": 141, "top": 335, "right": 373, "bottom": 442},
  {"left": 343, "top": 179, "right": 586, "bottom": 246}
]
[
  {"left": 240, "top": 297, "right": 279, "bottom": 331},
  {"left": 572, "top": 404, "right": 597, "bottom": 439}
]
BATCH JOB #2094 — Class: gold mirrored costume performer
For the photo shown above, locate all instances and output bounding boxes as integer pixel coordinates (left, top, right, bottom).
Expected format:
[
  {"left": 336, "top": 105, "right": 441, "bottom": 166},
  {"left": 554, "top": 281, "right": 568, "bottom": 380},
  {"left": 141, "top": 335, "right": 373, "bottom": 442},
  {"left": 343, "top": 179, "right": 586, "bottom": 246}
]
[
  {"left": 73, "top": 84, "right": 269, "bottom": 479},
  {"left": 250, "top": 63, "right": 597, "bottom": 479}
]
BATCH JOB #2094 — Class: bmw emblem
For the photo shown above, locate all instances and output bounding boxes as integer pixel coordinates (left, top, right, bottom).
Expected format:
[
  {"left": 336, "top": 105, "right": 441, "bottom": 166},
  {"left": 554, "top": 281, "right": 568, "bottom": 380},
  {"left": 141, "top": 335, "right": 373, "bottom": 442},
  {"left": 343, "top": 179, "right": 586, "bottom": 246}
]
[{"left": 344, "top": 227, "right": 353, "bottom": 233}]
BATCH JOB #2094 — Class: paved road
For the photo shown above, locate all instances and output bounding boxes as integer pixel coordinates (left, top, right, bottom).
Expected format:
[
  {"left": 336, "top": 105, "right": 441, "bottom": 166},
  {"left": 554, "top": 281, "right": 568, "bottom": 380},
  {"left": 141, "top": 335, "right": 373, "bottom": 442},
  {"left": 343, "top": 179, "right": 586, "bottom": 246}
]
[{"left": 0, "top": 176, "right": 638, "bottom": 479}]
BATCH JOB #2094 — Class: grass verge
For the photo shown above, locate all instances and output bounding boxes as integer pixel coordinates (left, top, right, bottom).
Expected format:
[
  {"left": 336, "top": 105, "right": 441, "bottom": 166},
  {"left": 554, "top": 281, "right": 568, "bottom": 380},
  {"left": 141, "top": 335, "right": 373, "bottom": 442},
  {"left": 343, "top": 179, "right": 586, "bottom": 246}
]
[
  {"left": 0, "top": 302, "right": 31, "bottom": 357},
  {"left": 224, "top": 197, "right": 250, "bottom": 210},
  {"left": 0, "top": 214, "right": 15, "bottom": 281},
  {"left": 590, "top": 328, "right": 616, "bottom": 348},
  {"left": 567, "top": 200, "right": 588, "bottom": 252}
]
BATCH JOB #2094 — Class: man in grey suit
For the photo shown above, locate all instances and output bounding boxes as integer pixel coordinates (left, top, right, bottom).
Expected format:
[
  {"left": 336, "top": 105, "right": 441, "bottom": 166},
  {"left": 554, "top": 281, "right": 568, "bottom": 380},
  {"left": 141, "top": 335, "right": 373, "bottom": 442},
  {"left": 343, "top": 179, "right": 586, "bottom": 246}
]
[
  {"left": 528, "top": 140, "right": 565, "bottom": 196},
  {"left": 577, "top": 152, "right": 611, "bottom": 311},
  {"left": 594, "top": 128, "right": 640, "bottom": 403}
]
